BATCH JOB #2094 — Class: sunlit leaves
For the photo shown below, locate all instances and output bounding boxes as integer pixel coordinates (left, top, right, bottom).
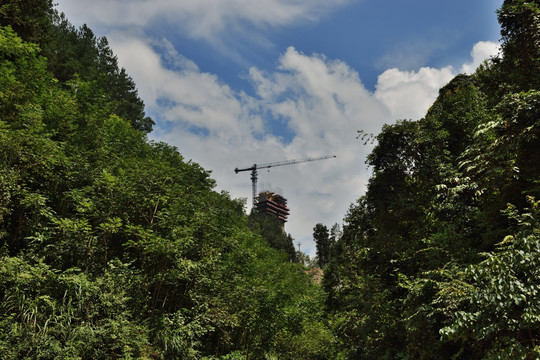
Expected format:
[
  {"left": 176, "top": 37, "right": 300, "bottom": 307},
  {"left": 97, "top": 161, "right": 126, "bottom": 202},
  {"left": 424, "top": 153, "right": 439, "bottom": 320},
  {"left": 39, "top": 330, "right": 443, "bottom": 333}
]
[
  {"left": 325, "top": 2, "right": 540, "bottom": 358},
  {"left": 0, "top": 257, "right": 152, "bottom": 359},
  {"left": 0, "top": 23, "right": 334, "bottom": 359},
  {"left": 439, "top": 198, "right": 540, "bottom": 357}
]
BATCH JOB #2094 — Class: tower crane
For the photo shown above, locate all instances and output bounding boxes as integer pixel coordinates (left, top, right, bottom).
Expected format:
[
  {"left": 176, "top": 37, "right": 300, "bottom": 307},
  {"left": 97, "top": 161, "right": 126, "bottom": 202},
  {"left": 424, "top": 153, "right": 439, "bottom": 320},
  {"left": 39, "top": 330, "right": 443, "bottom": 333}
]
[{"left": 234, "top": 154, "right": 337, "bottom": 207}]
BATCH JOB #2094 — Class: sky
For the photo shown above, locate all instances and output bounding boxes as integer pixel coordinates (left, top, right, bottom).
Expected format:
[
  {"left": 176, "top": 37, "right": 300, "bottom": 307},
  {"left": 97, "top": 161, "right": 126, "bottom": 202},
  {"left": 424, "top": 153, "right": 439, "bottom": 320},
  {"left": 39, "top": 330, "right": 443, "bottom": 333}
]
[{"left": 55, "top": 0, "right": 504, "bottom": 257}]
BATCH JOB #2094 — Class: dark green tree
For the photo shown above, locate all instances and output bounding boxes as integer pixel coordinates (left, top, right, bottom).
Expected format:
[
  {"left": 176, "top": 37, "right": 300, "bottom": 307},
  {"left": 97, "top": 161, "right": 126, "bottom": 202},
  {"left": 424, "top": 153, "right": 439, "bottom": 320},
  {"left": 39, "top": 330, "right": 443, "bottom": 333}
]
[
  {"left": 324, "top": 1, "right": 540, "bottom": 358},
  {"left": 0, "top": 0, "right": 54, "bottom": 44},
  {"left": 313, "top": 223, "right": 331, "bottom": 268},
  {"left": 497, "top": 0, "right": 540, "bottom": 91},
  {"left": 0, "top": 21, "right": 335, "bottom": 359},
  {"left": 439, "top": 198, "right": 540, "bottom": 358},
  {"left": 248, "top": 211, "right": 296, "bottom": 261}
]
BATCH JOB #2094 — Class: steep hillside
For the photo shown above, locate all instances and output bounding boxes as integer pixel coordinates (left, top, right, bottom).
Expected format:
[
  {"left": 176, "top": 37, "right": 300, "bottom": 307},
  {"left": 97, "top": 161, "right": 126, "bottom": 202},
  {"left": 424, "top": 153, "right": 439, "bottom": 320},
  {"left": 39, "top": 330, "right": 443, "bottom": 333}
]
[
  {"left": 324, "top": 1, "right": 540, "bottom": 358},
  {"left": 0, "top": 2, "right": 334, "bottom": 358}
]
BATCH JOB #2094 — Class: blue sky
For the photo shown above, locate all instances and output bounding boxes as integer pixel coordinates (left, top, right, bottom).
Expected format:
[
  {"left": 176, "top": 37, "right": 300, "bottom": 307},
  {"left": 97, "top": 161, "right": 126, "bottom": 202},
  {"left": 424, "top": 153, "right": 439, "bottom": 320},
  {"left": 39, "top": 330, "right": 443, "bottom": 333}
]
[{"left": 56, "top": 0, "right": 503, "bottom": 256}]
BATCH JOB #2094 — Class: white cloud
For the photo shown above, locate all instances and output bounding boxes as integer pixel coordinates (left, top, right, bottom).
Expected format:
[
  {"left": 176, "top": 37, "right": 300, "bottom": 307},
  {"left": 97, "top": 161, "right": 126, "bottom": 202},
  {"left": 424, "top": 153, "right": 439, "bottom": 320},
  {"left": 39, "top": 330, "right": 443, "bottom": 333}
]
[
  {"left": 108, "top": 33, "right": 263, "bottom": 142},
  {"left": 374, "top": 40, "right": 500, "bottom": 121},
  {"left": 251, "top": 47, "right": 390, "bottom": 143},
  {"left": 461, "top": 41, "right": 501, "bottom": 74},
  {"left": 55, "top": 0, "right": 353, "bottom": 41},
  {"left": 375, "top": 66, "right": 455, "bottom": 120},
  {"left": 105, "top": 33, "right": 498, "bottom": 256}
]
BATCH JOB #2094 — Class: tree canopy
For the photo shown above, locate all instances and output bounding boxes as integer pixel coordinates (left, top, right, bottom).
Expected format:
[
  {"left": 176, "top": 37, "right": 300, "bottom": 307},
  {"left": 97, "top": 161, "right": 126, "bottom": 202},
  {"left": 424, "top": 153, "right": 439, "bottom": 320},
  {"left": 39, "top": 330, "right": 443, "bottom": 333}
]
[
  {"left": 2, "top": 0, "right": 540, "bottom": 358},
  {"left": 323, "top": 1, "right": 540, "bottom": 358},
  {"left": 0, "top": 3, "right": 335, "bottom": 358}
]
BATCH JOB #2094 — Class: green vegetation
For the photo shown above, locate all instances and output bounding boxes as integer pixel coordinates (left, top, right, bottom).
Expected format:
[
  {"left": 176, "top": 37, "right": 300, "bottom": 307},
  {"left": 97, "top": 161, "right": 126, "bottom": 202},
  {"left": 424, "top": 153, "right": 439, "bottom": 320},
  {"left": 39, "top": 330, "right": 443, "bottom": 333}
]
[
  {"left": 247, "top": 210, "right": 296, "bottom": 262},
  {"left": 323, "top": 0, "right": 540, "bottom": 358},
  {"left": 1, "top": 0, "right": 540, "bottom": 358},
  {"left": 0, "top": 1, "right": 334, "bottom": 358}
]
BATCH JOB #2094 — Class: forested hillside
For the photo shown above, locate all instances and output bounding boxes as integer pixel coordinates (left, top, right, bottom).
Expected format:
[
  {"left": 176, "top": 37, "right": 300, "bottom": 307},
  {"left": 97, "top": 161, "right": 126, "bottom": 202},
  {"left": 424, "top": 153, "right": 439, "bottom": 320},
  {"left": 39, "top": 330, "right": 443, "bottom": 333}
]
[
  {"left": 323, "top": 0, "right": 540, "bottom": 358},
  {"left": 2, "top": 0, "right": 540, "bottom": 359},
  {"left": 0, "top": 1, "right": 334, "bottom": 358}
]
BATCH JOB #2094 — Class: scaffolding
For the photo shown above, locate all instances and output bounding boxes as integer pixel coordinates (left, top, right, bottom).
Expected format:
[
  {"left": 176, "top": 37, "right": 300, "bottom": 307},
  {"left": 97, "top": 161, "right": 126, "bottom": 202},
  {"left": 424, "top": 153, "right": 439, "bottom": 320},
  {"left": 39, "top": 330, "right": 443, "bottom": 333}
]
[{"left": 255, "top": 191, "right": 290, "bottom": 224}]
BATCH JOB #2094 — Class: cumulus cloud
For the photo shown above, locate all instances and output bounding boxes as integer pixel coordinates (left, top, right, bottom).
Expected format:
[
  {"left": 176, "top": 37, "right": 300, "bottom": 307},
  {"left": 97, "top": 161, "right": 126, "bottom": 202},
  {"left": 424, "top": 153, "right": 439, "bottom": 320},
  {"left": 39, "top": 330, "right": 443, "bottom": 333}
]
[
  {"left": 461, "top": 41, "right": 501, "bottom": 74},
  {"left": 250, "top": 47, "right": 390, "bottom": 144},
  {"left": 105, "top": 32, "right": 498, "bottom": 256},
  {"left": 374, "top": 66, "right": 455, "bottom": 120},
  {"left": 108, "top": 35, "right": 386, "bottom": 254},
  {"left": 108, "top": 33, "right": 263, "bottom": 142},
  {"left": 374, "top": 40, "right": 500, "bottom": 121}
]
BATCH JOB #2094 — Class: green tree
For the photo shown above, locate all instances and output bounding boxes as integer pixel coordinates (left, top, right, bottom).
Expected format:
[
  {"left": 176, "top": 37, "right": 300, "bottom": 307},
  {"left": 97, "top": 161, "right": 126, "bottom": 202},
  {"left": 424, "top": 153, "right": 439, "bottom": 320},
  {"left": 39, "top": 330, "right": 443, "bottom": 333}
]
[
  {"left": 313, "top": 223, "right": 331, "bottom": 268},
  {"left": 248, "top": 211, "right": 296, "bottom": 261},
  {"left": 0, "top": 21, "right": 335, "bottom": 358},
  {"left": 497, "top": 0, "right": 540, "bottom": 92},
  {"left": 440, "top": 198, "right": 540, "bottom": 358},
  {"left": 43, "top": 15, "right": 155, "bottom": 133},
  {"left": 0, "top": 0, "right": 54, "bottom": 44},
  {"left": 324, "top": 1, "right": 540, "bottom": 358}
]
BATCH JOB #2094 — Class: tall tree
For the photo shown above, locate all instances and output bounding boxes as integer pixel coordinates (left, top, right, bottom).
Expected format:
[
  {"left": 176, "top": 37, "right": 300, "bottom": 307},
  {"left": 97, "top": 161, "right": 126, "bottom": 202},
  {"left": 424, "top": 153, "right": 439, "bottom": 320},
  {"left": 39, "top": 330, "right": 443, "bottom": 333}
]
[
  {"left": 0, "top": 0, "right": 54, "bottom": 44},
  {"left": 324, "top": 1, "right": 540, "bottom": 358},
  {"left": 0, "top": 22, "right": 335, "bottom": 359},
  {"left": 313, "top": 223, "right": 331, "bottom": 268}
]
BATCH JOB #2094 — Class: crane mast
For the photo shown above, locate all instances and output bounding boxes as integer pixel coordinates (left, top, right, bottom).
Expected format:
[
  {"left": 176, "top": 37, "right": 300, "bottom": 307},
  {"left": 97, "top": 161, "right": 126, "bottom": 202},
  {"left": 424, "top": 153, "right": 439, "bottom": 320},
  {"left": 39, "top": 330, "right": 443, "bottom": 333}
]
[{"left": 234, "top": 154, "right": 336, "bottom": 207}]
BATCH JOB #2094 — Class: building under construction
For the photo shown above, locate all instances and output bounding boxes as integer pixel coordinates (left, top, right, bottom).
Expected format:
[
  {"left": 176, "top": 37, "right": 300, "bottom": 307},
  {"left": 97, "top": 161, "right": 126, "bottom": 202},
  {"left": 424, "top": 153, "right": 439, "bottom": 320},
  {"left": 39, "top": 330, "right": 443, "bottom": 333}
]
[
  {"left": 255, "top": 191, "right": 290, "bottom": 224},
  {"left": 235, "top": 154, "right": 336, "bottom": 227}
]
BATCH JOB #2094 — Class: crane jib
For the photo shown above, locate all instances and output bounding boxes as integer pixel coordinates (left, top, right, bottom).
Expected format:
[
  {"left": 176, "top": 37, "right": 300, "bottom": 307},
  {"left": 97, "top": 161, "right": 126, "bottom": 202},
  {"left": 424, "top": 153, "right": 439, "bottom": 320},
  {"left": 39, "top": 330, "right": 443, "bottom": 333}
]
[{"left": 234, "top": 155, "right": 336, "bottom": 207}]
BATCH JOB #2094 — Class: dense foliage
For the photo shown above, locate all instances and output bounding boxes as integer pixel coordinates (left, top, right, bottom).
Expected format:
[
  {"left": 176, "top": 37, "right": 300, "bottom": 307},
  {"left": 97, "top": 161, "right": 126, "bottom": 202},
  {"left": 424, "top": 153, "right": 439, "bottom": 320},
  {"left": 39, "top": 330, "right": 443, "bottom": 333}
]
[
  {"left": 247, "top": 211, "right": 297, "bottom": 261},
  {"left": 0, "top": 2, "right": 335, "bottom": 358},
  {"left": 324, "top": 0, "right": 540, "bottom": 358},
  {"left": 3, "top": 0, "right": 540, "bottom": 358}
]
